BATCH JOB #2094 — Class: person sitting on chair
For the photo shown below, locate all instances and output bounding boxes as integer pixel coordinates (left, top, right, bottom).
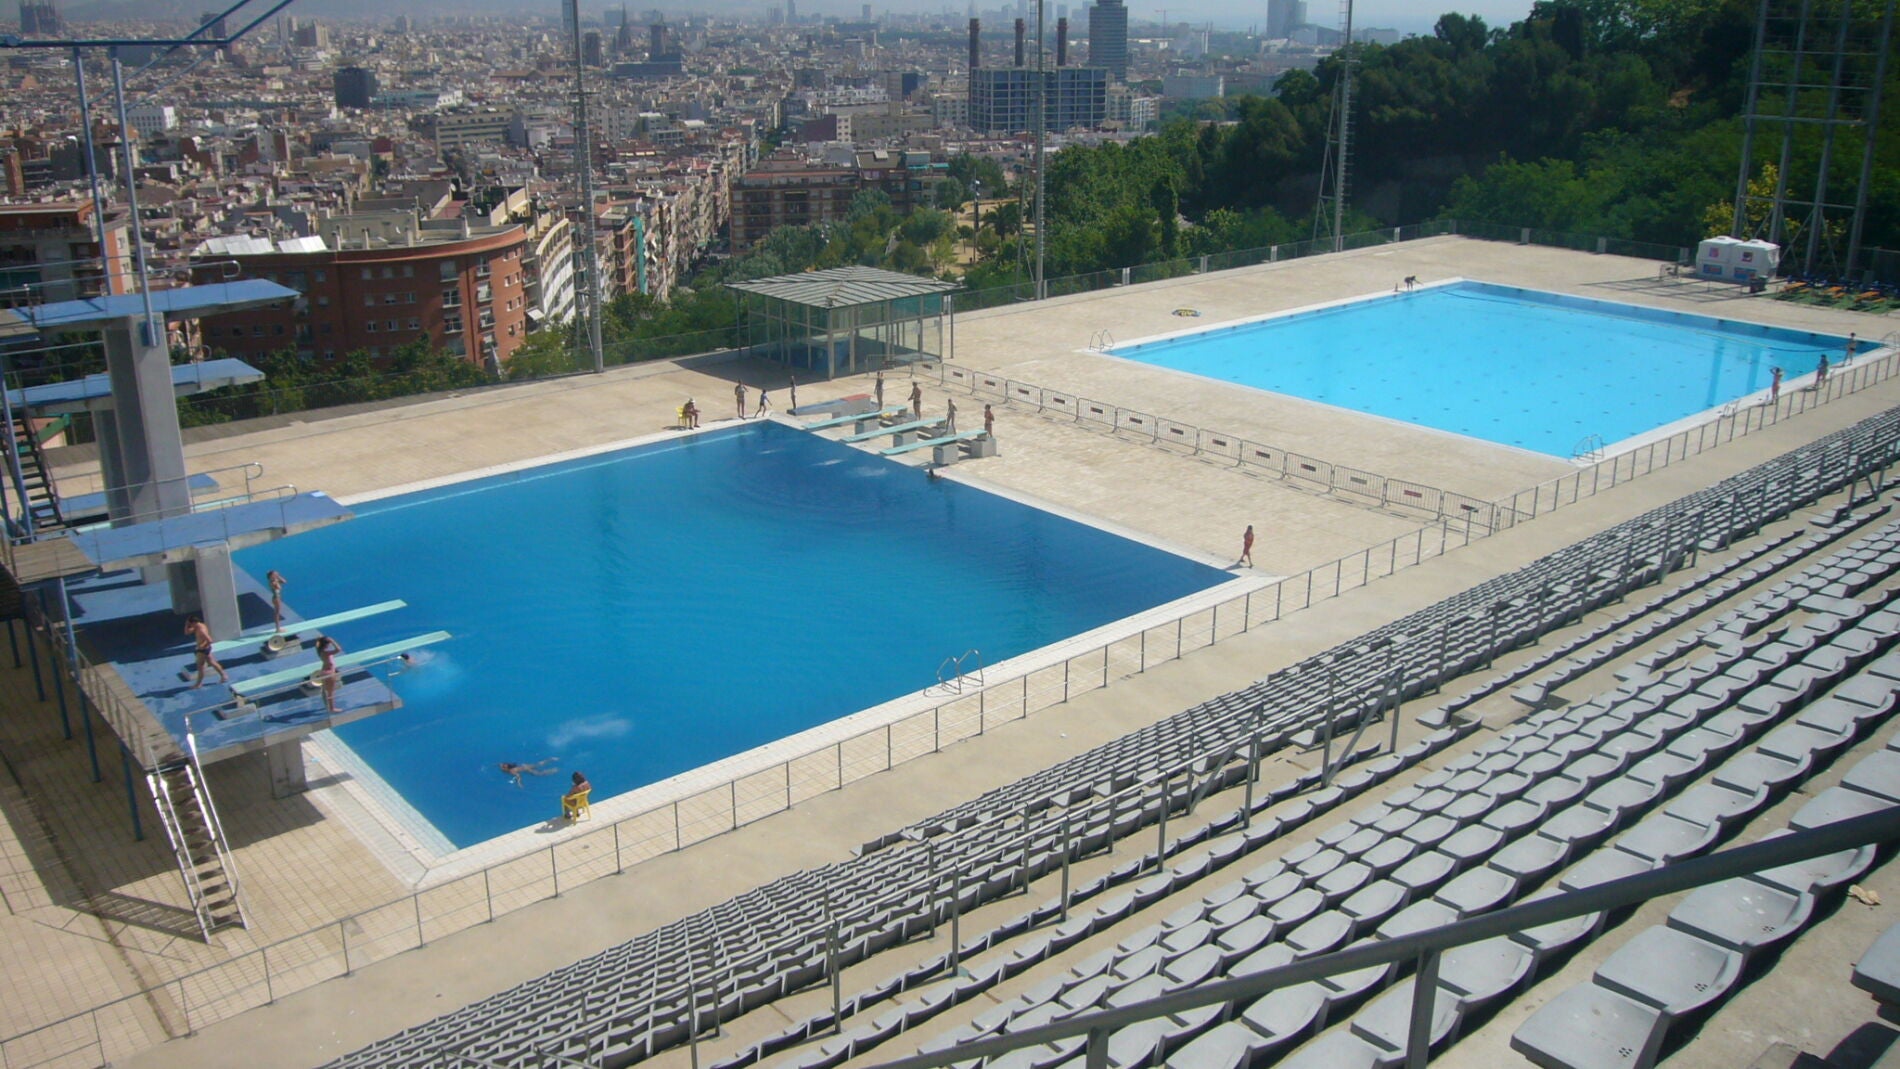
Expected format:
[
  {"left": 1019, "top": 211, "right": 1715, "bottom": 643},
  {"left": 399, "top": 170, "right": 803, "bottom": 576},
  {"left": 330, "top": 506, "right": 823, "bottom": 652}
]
[{"left": 562, "top": 771, "right": 592, "bottom": 820}]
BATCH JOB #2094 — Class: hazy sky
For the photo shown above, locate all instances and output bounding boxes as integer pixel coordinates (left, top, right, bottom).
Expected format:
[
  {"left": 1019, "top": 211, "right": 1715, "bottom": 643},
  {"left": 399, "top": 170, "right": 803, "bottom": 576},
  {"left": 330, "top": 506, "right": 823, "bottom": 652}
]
[{"left": 1116, "top": 0, "right": 1537, "bottom": 34}]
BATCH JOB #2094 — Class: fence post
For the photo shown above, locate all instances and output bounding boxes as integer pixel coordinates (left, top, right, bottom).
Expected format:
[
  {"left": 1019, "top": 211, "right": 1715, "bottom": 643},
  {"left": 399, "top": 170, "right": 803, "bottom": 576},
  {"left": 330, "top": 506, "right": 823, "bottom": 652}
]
[
  {"left": 339, "top": 918, "right": 351, "bottom": 976},
  {"left": 414, "top": 892, "right": 424, "bottom": 948},
  {"left": 483, "top": 869, "right": 494, "bottom": 923},
  {"left": 550, "top": 844, "right": 559, "bottom": 897},
  {"left": 614, "top": 820, "right": 624, "bottom": 874}
]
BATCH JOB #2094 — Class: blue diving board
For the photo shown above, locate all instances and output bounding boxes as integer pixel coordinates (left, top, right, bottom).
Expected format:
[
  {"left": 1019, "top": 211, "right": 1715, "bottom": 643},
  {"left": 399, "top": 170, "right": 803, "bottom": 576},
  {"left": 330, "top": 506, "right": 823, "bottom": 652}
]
[
  {"left": 209, "top": 599, "right": 408, "bottom": 655},
  {"left": 230, "top": 631, "right": 452, "bottom": 699},
  {"left": 16, "top": 281, "right": 299, "bottom": 332},
  {"left": 802, "top": 406, "right": 908, "bottom": 431},
  {"left": 65, "top": 491, "right": 352, "bottom": 572},
  {"left": 5, "top": 358, "right": 264, "bottom": 416},
  {"left": 841, "top": 417, "right": 945, "bottom": 444},
  {"left": 60, "top": 472, "right": 221, "bottom": 523},
  {"left": 880, "top": 431, "right": 986, "bottom": 457}
]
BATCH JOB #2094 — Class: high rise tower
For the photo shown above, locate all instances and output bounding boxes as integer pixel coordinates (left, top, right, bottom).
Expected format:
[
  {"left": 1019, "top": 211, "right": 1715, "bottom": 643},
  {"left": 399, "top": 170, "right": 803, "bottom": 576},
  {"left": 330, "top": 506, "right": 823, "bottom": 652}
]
[{"left": 1087, "top": 0, "right": 1126, "bottom": 81}]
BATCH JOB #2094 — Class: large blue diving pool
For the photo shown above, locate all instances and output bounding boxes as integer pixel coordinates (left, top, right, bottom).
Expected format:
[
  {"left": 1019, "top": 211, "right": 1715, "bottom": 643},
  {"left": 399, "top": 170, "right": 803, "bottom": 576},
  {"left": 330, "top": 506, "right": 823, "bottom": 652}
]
[
  {"left": 1110, "top": 281, "right": 1854, "bottom": 456},
  {"left": 235, "top": 422, "right": 1230, "bottom": 848}
]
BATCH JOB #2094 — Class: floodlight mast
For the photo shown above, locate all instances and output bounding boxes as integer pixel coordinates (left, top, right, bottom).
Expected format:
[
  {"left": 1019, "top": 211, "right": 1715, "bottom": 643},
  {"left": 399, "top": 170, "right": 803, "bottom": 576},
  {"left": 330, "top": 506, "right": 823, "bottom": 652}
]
[{"left": 568, "top": 0, "right": 607, "bottom": 375}]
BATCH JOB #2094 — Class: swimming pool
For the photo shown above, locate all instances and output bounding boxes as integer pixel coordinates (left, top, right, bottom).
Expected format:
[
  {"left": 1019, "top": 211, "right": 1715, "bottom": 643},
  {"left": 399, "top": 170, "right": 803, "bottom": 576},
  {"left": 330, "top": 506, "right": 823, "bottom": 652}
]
[
  {"left": 236, "top": 422, "right": 1232, "bottom": 848},
  {"left": 1109, "top": 281, "right": 1853, "bottom": 457}
]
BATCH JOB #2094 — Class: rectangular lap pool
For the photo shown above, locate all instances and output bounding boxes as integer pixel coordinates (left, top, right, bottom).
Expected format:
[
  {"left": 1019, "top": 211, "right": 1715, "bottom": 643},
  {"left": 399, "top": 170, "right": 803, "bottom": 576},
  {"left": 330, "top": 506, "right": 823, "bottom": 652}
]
[
  {"left": 1109, "top": 281, "right": 1854, "bottom": 457},
  {"left": 236, "top": 422, "right": 1232, "bottom": 849}
]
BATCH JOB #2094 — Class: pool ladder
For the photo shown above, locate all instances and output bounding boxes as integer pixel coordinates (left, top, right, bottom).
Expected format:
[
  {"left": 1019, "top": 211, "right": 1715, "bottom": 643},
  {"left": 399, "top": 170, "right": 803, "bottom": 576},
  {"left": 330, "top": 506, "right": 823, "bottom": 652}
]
[
  {"left": 1570, "top": 434, "right": 1606, "bottom": 464},
  {"left": 936, "top": 648, "right": 985, "bottom": 694},
  {"left": 1087, "top": 329, "right": 1115, "bottom": 352}
]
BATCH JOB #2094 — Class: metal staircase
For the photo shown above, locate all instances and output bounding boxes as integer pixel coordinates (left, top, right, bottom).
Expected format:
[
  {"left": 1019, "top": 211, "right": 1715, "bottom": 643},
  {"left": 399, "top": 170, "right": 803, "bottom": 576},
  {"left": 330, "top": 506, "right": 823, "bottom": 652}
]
[
  {"left": 145, "top": 735, "right": 247, "bottom": 940},
  {"left": 5, "top": 410, "right": 63, "bottom": 536}
]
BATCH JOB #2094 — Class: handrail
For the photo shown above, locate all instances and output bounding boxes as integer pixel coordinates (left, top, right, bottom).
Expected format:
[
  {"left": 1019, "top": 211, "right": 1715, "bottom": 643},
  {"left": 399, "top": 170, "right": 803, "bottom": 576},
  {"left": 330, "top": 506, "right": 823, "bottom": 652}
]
[
  {"left": 43, "top": 460, "right": 268, "bottom": 509},
  {"left": 866, "top": 807, "right": 1900, "bottom": 1069},
  {"left": 184, "top": 729, "right": 247, "bottom": 929}
]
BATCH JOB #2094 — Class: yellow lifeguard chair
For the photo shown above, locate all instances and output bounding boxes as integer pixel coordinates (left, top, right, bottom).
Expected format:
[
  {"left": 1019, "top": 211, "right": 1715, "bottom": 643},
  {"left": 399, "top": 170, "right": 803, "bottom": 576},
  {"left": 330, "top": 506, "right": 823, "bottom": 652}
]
[{"left": 562, "top": 788, "right": 591, "bottom": 822}]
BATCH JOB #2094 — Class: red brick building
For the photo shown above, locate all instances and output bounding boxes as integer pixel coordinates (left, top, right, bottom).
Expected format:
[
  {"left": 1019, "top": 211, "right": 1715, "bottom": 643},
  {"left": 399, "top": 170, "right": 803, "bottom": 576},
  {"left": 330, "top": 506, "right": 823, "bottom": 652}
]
[{"left": 192, "top": 217, "right": 531, "bottom": 369}]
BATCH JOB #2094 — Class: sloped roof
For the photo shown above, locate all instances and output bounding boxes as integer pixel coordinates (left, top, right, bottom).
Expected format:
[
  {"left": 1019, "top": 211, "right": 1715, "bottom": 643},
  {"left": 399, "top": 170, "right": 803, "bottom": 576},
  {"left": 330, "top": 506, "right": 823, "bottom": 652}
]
[{"left": 726, "top": 265, "right": 959, "bottom": 309}]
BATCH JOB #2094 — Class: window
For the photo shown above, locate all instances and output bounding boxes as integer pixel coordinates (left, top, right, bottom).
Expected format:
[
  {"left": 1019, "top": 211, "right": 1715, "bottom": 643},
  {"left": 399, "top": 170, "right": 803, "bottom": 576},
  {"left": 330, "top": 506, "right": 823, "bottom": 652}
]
[
  {"left": 366, "top": 321, "right": 379, "bottom": 332},
  {"left": 404, "top": 292, "right": 416, "bottom": 304},
  {"left": 387, "top": 320, "right": 398, "bottom": 332},
  {"left": 321, "top": 323, "right": 333, "bottom": 334},
  {"left": 381, "top": 266, "right": 395, "bottom": 279},
  {"left": 317, "top": 295, "right": 329, "bottom": 307},
  {"left": 314, "top": 269, "right": 326, "bottom": 282},
  {"left": 443, "top": 313, "right": 463, "bottom": 334},
  {"left": 323, "top": 349, "right": 336, "bottom": 360},
  {"left": 408, "top": 318, "right": 421, "bottom": 331},
  {"left": 442, "top": 287, "right": 462, "bottom": 308},
  {"left": 475, "top": 260, "right": 490, "bottom": 278},
  {"left": 360, "top": 267, "right": 372, "bottom": 280},
  {"left": 365, "top": 294, "right": 376, "bottom": 306},
  {"left": 273, "top": 324, "right": 285, "bottom": 335},
  {"left": 384, "top": 293, "right": 400, "bottom": 304},
  {"left": 251, "top": 325, "right": 263, "bottom": 337},
  {"left": 439, "top": 261, "right": 457, "bottom": 280},
  {"left": 402, "top": 264, "right": 414, "bottom": 277}
]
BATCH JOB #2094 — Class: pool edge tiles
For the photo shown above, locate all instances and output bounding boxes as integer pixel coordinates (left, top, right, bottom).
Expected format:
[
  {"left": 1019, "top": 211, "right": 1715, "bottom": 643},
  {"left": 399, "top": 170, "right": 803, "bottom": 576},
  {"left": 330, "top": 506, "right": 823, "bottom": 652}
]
[{"left": 289, "top": 421, "right": 1261, "bottom": 886}]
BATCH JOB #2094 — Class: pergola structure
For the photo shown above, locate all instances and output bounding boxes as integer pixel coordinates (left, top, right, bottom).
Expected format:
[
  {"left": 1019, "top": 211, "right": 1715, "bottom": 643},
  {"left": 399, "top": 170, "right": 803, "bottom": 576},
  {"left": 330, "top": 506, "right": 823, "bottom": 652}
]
[{"left": 728, "top": 265, "right": 960, "bottom": 379}]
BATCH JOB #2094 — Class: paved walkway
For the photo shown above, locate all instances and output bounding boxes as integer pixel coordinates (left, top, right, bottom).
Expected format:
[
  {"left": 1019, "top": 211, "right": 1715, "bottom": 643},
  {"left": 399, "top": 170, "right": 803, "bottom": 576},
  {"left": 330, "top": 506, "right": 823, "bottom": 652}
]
[{"left": 0, "top": 237, "right": 1891, "bottom": 1067}]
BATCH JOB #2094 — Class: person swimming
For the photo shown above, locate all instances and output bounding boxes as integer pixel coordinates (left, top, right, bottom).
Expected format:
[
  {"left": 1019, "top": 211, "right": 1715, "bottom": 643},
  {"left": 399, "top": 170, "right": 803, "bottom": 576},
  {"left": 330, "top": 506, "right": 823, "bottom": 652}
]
[{"left": 499, "top": 758, "right": 558, "bottom": 786}]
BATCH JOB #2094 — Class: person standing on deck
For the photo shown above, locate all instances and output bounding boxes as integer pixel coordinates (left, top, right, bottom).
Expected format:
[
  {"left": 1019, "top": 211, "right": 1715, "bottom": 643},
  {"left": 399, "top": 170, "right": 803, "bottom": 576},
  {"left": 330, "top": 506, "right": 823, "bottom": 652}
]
[
  {"left": 315, "top": 635, "right": 342, "bottom": 714},
  {"left": 946, "top": 397, "right": 958, "bottom": 434},
  {"left": 755, "top": 389, "right": 772, "bottom": 418},
  {"left": 735, "top": 381, "right": 748, "bottom": 419},
  {"left": 1769, "top": 366, "right": 1783, "bottom": 404},
  {"left": 788, "top": 373, "right": 799, "bottom": 414},
  {"left": 186, "top": 614, "right": 228, "bottom": 688},
  {"left": 267, "top": 569, "right": 287, "bottom": 633},
  {"left": 875, "top": 371, "right": 885, "bottom": 408},
  {"left": 1241, "top": 525, "right": 1255, "bottom": 568},
  {"left": 910, "top": 381, "right": 923, "bottom": 418},
  {"left": 984, "top": 404, "right": 995, "bottom": 438}
]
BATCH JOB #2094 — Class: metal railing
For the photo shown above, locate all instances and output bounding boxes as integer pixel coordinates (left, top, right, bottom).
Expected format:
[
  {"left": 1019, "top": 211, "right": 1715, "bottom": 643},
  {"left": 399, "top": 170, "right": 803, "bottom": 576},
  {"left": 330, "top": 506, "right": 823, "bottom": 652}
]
[
  {"left": 9, "top": 335, "right": 1899, "bottom": 1067},
  {"left": 0, "top": 222, "right": 1886, "bottom": 1065},
  {"left": 865, "top": 808, "right": 1900, "bottom": 1069}
]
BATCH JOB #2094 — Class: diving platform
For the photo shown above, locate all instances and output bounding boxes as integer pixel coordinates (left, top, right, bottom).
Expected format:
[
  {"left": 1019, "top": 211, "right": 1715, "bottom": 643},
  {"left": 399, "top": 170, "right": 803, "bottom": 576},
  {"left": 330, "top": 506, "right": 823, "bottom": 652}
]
[
  {"left": 4, "top": 358, "right": 264, "bottom": 415},
  {"left": 803, "top": 405, "right": 907, "bottom": 432},
  {"left": 841, "top": 417, "right": 946, "bottom": 445},
  {"left": 229, "top": 630, "right": 451, "bottom": 700},
  {"left": 13, "top": 491, "right": 353, "bottom": 583},
  {"left": 60, "top": 472, "right": 222, "bottom": 524},
  {"left": 880, "top": 430, "right": 986, "bottom": 457},
  {"left": 210, "top": 599, "right": 408, "bottom": 655}
]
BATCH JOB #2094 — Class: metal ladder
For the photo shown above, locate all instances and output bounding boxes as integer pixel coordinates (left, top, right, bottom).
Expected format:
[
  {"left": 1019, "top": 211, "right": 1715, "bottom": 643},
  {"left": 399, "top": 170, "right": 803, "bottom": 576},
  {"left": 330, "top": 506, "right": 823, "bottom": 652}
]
[
  {"left": 3, "top": 408, "right": 62, "bottom": 536},
  {"left": 1571, "top": 434, "right": 1607, "bottom": 464},
  {"left": 145, "top": 734, "right": 247, "bottom": 940},
  {"left": 935, "top": 649, "right": 985, "bottom": 694}
]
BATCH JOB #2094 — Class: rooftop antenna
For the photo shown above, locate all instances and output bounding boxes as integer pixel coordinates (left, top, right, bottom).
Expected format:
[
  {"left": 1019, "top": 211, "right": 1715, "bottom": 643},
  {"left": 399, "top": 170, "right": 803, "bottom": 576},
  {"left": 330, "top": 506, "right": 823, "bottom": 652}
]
[{"left": 567, "top": 0, "right": 606, "bottom": 374}]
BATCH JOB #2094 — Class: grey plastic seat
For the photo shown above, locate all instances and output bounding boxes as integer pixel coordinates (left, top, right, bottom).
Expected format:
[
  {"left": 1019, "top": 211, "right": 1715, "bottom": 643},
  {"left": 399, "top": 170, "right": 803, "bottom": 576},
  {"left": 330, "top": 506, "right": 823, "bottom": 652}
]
[
  {"left": 1434, "top": 867, "right": 1516, "bottom": 918},
  {"left": 1712, "top": 752, "right": 1807, "bottom": 797},
  {"left": 1852, "top": 922, "right": 1900, "bottom": 1006},
  {"left": 1376, "top": 899, "right": 1458, "bottom": 941},
  {"left": 1509, "top": 890, "right": 1601, "bottom": 964},
  {"left": 1437, "top": 935, "right": 1534, "bottom": 1005},
  {"left": 1162, "top": 1021, "right": 1268, "bottom": 1069},
  {"left": 1389, "top": 852, "right": 1456, "bottom": 898},
  {"left": 1489, "top": 835, "right": 1570, "bottom": 884},
  {"left": 1665, "top": 877, "right": 1813, "bottom": 956},
  {"left": 1340, "top": 880, "right": 1409, "bottom": 935},
  {"left": 1273, "top": 1030, "right": 1386, "bottom": 1069},
  {"left": 1593, "top": 926, "right": 1743, "bottom": 1015},
  {"left": 1351, "top": 977, "right": 1462, "bottom": 1061},
  {"left": 1842, "top": 751, "right": 1900, "bottom": 804},
  {"left": 1267, "top": 888, "right": 1325, "bottom": 931},
  {"left": 1285, "top": 910, "right": 1353, "bottom": 958},
  {"left": 1511, "top": 984, "right": 1667, "bottom": 1069},
  {"left": 1237, "top": 982, "right": 1328, "bottom": 1052},
  {"left": 1613, "top": 814, "right": 1719, "bottom": 866},
  {"left": 1791, "top": 785, "right": 1895, "bottom": 831}
]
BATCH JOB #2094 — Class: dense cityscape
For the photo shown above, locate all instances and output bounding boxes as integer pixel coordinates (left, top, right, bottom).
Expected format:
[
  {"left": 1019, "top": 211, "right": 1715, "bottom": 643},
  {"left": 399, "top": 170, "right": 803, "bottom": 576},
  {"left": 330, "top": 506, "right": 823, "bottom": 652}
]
[{"left": 0, "top": 0, "right": 1399, "bottom": 375}]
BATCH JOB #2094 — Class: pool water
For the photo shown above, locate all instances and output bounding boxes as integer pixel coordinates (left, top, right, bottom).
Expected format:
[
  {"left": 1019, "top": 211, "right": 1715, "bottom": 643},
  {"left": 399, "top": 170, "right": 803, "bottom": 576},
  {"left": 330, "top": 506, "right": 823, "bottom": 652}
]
[
  {"left": 236, "top": 422, "right": 1231, "bottom": 848},
  {"left": 1110, "top": 282, "right": 1852, "bottom": 456}
]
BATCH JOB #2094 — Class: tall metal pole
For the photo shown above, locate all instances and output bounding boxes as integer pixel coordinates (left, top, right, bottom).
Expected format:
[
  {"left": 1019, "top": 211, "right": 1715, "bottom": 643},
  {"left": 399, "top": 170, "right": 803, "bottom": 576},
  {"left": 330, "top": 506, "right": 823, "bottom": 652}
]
[
  {"left": 568, "top": 0, "right": 606, "bottom": 374},
  {"left": 1331, "top": 0, "right": 1354, "bottom": 252},
  {"left": 73, "top": 49, "right": 122, "bottom": 295},
  {"left": 1843, "top": 0, "right": 1894, "bottom": 278},
  {"left": 110, "top": 52, "right": 161, "bottom": 348},
  {"left": 1033, "top": 0, "right": 1046, "bottom": 299},
  {"left": 1731, "top": 0, "right": 1773, "bottom": 237}
]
